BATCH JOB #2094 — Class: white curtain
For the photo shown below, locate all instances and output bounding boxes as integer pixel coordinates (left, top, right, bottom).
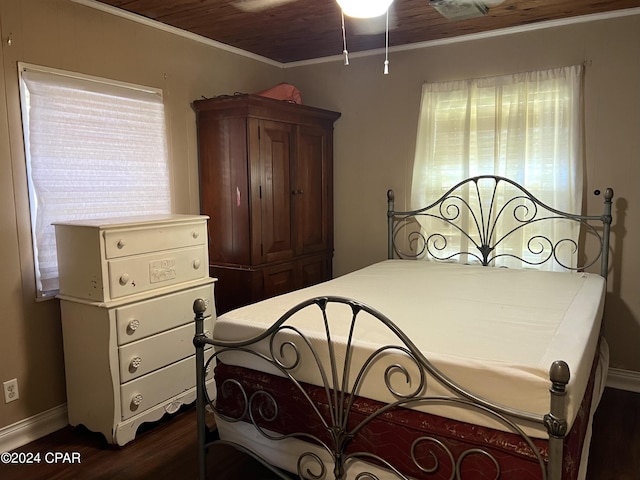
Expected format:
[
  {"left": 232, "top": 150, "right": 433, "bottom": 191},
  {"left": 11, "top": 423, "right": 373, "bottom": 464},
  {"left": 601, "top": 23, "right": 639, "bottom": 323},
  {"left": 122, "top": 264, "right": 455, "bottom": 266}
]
[
  {"left": 411, "top": 65, "right": 584, "bottom": 270},
  {"left": 19, "top": 64, "right": 172, "bottom": 296}
]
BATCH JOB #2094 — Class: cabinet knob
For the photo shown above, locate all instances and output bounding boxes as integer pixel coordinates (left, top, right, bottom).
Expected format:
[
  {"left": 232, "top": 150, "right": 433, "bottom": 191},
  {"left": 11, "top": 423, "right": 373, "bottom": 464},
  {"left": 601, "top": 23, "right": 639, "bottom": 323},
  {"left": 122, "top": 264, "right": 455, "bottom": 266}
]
[
  {"left": 130, "top": 356, "right": 142, "bottom": 370},
  {"left": 131, "top": 394, "right": 143, "bottom": 407},
  {"left": 119, "top": 273, "right": 130, "bottom": 286},
  {"left": 193, "top": 259, "right": 201, "bottom": 269},
  {"left": 117, "top": 239, "right": 126, "bottom": 249},
  {"left": 192, "top": 230, "right": 200, "bottom": 239},
  {"left": 127, "top": 319, "right": 140, "bottom": 332}
]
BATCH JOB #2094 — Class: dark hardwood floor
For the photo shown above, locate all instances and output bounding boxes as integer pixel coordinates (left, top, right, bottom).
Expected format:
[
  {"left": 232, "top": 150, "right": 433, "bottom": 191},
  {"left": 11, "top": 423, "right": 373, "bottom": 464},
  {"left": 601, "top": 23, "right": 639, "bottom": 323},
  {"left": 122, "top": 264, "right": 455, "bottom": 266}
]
[
  {"left": 1, "top": 387, "right": 638, "bottom": 480},
  {"left": 585, "top": 387, "right": 640, "bottom": 480}
]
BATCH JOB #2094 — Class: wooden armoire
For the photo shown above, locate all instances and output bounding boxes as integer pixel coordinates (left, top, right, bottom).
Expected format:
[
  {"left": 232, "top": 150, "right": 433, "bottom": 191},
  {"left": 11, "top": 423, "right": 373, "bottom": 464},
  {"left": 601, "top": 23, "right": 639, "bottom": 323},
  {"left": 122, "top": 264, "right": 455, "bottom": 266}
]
[{"left": 193, "top": 94, "right": 341, "bottom": 313}]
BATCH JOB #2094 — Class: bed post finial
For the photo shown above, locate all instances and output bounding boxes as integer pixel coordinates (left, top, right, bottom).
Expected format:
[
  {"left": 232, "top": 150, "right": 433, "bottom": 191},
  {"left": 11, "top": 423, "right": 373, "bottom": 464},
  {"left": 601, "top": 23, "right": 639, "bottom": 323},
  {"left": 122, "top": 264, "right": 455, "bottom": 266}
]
[
  {"left": 549, "top": 360, "right": 570, "bottom": 388},
  {"left": 193, "top": 298, "right": 207, "bottom": 317},
  {"left": 604, "top": 187, "right": 614, "bottom": 202}
]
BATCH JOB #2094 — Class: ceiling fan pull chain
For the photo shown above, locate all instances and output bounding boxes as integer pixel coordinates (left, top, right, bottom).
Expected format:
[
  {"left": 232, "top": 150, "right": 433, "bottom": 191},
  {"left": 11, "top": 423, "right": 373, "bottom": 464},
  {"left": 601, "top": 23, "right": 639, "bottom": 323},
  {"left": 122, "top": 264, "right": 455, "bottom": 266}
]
[
  {"left": 384, "top": 9, "right": 390, "bottom": 74},
  {"left": 341, "top": 10, "right": 349, "bottom": 65}
]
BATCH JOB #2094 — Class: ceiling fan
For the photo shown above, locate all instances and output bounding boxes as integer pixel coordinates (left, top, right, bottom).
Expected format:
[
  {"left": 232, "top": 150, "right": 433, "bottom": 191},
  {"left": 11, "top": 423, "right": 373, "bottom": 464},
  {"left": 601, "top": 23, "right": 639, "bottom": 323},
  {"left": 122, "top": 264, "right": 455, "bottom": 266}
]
[
  {"left": 232, "top": 0, "right": 506, "bottom": 72},
  {"left": 233, "top": 0, "right": 506, "bottom": 22}
]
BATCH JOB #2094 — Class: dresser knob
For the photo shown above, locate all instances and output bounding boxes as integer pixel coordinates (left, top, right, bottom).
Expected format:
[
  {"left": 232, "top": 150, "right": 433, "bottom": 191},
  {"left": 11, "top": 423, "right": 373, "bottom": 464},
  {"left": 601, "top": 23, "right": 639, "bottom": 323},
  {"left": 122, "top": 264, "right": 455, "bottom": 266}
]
[
  {"left": 192, "top": 230, "right": 199, "bottom": 239},
  {"left": 117, "top": 239, "right": 126, "bottom": 249},
  {"left": 132, "top": 394, "right": 143, "bottom": 407},
  {"left": 128, "top": 319, "right": 140, "bottom": 332},
  {"left": 119, "top": 273, "right": 130, "bottom": 286},
  {"left": 130, "top": 356, "right": 142, "bottom": 370},
  {"left": 193, "top": 259, "right": 201, "bottom": 269}
]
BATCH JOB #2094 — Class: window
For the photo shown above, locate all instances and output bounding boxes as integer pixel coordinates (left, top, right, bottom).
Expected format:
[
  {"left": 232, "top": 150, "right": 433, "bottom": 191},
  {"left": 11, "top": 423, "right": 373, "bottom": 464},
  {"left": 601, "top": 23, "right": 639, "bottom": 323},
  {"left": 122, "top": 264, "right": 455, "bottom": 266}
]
[
  {"left": 411, "top": 65, "right": 584, "bottom": 269},
  {"left": 19, "top": 63, "right": 172, "bottom": 297}
]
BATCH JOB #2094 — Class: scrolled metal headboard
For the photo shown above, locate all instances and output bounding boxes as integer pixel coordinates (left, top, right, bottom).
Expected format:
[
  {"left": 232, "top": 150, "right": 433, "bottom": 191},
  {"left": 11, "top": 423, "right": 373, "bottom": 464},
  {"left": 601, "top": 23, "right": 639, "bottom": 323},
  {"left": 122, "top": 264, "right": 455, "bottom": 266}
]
[{"left": 387, "top": 175, "right": 613, "bottom": 277}]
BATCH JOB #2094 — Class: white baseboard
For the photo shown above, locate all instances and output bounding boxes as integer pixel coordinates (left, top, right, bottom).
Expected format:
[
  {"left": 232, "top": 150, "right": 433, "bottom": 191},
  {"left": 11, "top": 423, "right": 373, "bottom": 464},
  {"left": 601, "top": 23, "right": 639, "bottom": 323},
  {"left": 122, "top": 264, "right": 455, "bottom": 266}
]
[
  {"left": 606, "top": 367, "right": 640, "bottom": 393},
  {"left": 0, "top": 404, "right": 68, "bottom": 453}
]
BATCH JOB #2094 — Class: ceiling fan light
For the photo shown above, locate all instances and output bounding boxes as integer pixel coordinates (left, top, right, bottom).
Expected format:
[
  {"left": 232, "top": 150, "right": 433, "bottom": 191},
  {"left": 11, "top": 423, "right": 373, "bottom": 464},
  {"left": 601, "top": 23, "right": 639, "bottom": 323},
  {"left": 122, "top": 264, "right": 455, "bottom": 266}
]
[{"left": 337, "top": 0, "right": 394, "bottom": 18}]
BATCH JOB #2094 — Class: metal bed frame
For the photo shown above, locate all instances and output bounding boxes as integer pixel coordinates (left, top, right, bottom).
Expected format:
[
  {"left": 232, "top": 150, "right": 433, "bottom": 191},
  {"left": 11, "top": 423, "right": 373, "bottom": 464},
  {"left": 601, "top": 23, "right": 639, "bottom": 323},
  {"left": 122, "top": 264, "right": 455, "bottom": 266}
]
[{"left": 194, "top": 175, "right": 613, "bottom": 480}]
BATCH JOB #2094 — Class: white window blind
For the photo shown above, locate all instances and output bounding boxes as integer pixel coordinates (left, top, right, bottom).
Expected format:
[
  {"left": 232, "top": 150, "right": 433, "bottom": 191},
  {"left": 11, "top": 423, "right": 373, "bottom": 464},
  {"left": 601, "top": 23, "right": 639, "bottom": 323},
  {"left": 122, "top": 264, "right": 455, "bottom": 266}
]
[
  {"left": 19, "top": 63, "right": 172, "bottom": 297},
  {"left": 411, "top": 65, "right": 584, "bottom": 270}
]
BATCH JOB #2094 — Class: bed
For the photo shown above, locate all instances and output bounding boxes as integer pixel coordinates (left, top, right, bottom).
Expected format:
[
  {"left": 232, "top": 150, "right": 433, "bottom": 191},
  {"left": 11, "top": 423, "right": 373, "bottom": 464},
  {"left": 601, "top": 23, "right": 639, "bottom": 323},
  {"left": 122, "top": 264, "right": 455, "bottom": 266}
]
[{"left": 193, "top": 175, "right": 614, "bottom": 480}]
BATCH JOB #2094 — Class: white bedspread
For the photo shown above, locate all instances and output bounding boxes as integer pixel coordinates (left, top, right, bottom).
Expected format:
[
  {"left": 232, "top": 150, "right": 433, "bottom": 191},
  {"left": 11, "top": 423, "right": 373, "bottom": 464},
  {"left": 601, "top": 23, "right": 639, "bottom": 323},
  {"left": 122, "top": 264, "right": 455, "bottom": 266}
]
[{"left": 213, "top": 260, "right": 606, "bottom": 438}]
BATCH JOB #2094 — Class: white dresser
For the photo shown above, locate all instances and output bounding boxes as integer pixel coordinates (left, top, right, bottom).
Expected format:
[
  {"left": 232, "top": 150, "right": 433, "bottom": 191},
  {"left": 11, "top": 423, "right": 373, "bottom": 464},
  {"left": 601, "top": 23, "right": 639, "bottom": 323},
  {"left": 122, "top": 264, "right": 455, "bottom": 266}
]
[{"left": 55, "top": 214, "right": 216, "bottom": 446}]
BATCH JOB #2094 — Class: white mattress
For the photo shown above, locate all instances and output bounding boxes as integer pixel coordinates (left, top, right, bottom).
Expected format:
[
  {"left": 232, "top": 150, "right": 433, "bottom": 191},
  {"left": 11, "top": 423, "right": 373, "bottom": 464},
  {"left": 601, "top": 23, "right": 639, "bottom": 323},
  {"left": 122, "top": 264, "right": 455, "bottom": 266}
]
[{"left": 213, "top": 260, "right": 606, "bottom": 438}]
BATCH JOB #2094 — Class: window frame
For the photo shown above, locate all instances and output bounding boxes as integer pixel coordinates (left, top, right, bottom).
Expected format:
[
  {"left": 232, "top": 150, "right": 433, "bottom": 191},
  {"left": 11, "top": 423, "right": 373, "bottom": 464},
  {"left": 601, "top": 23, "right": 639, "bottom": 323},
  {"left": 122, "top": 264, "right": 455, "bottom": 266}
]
[{"left": 18, "top": 62, "right": 172, "bottom": 298}]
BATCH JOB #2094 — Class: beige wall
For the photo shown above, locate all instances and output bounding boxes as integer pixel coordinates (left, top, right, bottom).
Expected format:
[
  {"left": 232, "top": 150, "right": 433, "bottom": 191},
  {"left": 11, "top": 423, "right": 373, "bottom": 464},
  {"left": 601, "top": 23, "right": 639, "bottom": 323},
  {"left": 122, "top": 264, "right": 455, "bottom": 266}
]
[
  {"left": 286, "top": 13, "right": 640, "bottom": 371},
  {"left": 1, "top": 0, "right": 638, "bottom": 432},
  {"left": 0, "top": 0, "right": 283, "bottom": 428}
]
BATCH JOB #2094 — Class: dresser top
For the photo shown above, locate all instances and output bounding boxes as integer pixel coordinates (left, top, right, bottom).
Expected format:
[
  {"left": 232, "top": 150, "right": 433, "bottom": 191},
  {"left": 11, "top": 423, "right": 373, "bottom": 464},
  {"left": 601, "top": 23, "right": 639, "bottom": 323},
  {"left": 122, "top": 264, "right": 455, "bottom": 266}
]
[{"left": 53, "top": 214, "right": 208, "bottom": 229}]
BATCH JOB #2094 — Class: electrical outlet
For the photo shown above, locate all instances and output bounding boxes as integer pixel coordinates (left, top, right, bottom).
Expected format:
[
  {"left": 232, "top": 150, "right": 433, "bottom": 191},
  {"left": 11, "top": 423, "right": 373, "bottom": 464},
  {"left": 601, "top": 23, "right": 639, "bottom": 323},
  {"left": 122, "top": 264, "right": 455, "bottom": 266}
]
[{"left": 3, "top": 379, "right": 19, "bottom": 403}]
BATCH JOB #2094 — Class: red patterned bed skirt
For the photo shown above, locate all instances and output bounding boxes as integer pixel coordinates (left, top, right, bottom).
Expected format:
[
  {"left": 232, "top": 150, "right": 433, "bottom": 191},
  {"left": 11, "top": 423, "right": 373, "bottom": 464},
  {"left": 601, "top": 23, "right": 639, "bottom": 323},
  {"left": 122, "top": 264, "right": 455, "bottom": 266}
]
[{"left": 213, "top": 357, "right": 597, "bottom": 480}]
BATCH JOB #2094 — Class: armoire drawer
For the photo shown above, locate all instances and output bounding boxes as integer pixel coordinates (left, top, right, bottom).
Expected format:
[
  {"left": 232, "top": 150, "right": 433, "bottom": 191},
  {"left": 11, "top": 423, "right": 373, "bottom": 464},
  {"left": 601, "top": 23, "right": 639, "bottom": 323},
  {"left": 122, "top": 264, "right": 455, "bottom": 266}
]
[
  {"left": 104, "top": 222, "right": 206, "bottom": 259},
  {"left": 108, "top": 246, "right": 207, "bottom": 299},
  {"left": 118, "top": 315, "right": 213, "bottom": 383},
  {"left": 115, "top": 283, "right": 214, "bottom": 345},
  {"left": 120, "top": 353, "right": 211, "bottom": 420}
]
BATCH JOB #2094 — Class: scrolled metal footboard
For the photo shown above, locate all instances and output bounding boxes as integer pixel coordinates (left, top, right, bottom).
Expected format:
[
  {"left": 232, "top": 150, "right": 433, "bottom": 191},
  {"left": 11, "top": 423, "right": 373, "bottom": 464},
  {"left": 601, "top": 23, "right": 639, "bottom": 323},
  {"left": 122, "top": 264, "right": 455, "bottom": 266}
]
[
  {"left": 194, "top": 296, "right": 571, "bottom": 480},
  {"left": 388, "top": 175, "right": 613, "bottom": 277}
]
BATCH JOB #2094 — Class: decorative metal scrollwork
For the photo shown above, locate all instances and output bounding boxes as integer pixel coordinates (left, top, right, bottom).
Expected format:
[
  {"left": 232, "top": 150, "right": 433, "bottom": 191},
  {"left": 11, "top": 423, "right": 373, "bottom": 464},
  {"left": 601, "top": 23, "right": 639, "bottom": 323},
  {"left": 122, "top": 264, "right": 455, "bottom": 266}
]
[
  {"left": 298, "top": 451, "right": 326, "bottom": 480},
  {"left": 412, "top": 437, "right": 454, "bottom": 476},
  {"left": 456, "top": 449, "right": 500, "bottom": 480},
  {"left": 388, "top": 175, "right": 613, "bottom": 274},
  {"left": 198, "top": 296, "right": 553, "bottom": 480}
]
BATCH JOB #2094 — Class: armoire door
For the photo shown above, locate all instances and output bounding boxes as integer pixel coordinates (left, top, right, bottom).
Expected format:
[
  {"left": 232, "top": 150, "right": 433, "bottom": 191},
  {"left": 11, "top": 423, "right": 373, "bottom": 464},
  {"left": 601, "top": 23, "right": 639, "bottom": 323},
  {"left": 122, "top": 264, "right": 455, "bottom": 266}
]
[
  {"left": 293, "top": 124, "right": 332, "bottom": 256},
  {"left": 254, "top": 119, "right": 295, "bottom": 264}
]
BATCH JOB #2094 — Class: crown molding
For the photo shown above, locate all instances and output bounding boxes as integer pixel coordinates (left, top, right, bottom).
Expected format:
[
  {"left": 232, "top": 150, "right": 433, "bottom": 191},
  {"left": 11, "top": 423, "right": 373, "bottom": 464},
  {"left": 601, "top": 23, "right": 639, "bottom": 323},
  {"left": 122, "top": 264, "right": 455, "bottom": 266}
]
[{"left": 70, "top": 0, "right": 284, "bottom": 68}]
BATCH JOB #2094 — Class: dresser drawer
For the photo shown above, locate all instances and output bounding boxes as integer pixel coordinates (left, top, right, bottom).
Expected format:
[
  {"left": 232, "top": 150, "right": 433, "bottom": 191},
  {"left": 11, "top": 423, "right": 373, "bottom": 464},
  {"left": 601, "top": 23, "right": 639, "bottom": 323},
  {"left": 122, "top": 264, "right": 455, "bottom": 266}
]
[
  {"left": 56, "top": 215, "right": 209, "bottom": 303},
  {"left": 116, "top": 283, "right": 214, "bottom": 345},
  {"left": 104, "top": 221, "right": 206, "bottom": 259},
  {"left": 118, "top": 315, "right": 213, "bottom": 383},
  {"left": 120, "top": 352, "right": 212, "bottom": 420},
  {"left": 108, "top": 246, "right": 207, "bottom": 299}
]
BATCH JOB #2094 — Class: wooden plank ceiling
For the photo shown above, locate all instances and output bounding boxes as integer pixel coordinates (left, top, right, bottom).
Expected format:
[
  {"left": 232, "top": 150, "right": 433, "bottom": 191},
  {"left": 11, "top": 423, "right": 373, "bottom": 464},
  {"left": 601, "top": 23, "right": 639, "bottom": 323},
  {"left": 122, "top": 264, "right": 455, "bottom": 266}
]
[{"left": 95, "top": 0, "right": 640, "bottom": 63}]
